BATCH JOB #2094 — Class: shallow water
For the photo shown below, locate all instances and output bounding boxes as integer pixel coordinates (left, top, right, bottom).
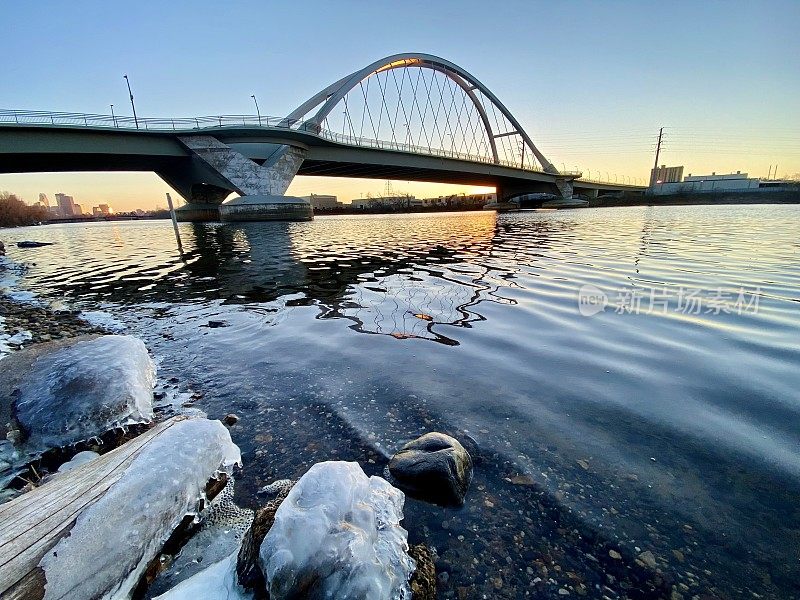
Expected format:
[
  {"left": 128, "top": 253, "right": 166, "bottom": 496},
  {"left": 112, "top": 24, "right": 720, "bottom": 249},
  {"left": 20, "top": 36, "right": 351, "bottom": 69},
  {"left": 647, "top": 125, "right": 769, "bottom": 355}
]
[{"left": 2, "top": 206, "right": 799, "bottom": 599}]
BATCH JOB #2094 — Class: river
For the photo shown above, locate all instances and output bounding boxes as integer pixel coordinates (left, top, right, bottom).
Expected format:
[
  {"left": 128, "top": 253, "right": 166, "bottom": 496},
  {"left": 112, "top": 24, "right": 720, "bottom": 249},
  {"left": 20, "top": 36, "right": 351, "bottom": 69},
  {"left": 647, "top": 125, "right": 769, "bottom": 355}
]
[{"left": 2, "top": 205, "right": 799, "bottom": 599}]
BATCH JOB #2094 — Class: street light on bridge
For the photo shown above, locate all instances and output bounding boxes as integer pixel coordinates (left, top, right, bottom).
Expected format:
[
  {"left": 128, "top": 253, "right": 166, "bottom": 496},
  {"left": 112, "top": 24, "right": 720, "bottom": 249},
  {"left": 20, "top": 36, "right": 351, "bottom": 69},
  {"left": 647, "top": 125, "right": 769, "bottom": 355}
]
[
  {"left": 123, "top": 74, "right": 139, "bottom": 129},
  {"left": 251, "top": 94, "right": 261, "bottom": 126},
  {"left": 110, "top": 104, "right": 117, "bottom": 128}
]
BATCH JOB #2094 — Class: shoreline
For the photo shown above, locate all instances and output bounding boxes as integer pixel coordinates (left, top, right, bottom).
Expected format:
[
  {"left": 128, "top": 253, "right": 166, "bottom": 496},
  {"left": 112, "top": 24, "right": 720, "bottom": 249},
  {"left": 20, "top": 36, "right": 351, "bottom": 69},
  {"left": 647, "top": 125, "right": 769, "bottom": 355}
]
[{"left": 0, "top": 190, "right": 796, "bottom": 230}]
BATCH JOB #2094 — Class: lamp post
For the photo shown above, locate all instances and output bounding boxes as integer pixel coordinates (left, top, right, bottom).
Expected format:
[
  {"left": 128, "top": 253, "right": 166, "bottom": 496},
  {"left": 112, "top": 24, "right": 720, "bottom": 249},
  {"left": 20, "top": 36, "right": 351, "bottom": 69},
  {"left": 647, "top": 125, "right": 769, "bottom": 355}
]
[
  {"left": 123, "top": 74, "right": 138, "bottom": 129},
  {"left": 110, "top": 104, "right": 117, "bottom": 127},
  {"left": 251, "top": 94, "right": 261, "bottom": 126}
]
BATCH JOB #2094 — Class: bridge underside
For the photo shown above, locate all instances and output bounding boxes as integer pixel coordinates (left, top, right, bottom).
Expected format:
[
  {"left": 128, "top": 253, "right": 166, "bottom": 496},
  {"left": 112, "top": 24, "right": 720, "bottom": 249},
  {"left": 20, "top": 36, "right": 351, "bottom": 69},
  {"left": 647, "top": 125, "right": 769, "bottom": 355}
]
[{"left": 0, "top": 127, "right": 643, "bottom": 221}]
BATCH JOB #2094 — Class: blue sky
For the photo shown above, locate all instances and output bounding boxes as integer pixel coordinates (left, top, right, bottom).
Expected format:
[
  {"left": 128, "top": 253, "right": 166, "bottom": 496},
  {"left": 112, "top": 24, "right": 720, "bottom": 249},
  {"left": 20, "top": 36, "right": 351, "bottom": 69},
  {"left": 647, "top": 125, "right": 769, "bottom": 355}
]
[{"left": 2, "top": 0, "right": 798, "bottom": 210}]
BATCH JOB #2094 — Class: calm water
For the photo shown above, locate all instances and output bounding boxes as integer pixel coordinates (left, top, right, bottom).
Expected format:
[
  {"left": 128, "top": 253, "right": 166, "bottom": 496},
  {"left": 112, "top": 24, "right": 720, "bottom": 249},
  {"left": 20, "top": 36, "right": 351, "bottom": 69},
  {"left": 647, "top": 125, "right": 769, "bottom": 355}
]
[{"left": 2, "top": 206, "right": 799, "bottom": 599}]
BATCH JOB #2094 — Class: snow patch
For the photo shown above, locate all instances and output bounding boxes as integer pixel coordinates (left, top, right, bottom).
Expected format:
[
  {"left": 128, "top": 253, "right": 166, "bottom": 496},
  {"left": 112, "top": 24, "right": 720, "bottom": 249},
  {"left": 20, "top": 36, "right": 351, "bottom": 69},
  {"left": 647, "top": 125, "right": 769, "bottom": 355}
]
[
  {"left": 57, "top": 450, "right": 100, "bottom": 473},
  {"left": 80, "top": 310, "right": 128, "bottom": 332},
  {"left": 0, "top": 256, "right": 41, "bottom": 306}
]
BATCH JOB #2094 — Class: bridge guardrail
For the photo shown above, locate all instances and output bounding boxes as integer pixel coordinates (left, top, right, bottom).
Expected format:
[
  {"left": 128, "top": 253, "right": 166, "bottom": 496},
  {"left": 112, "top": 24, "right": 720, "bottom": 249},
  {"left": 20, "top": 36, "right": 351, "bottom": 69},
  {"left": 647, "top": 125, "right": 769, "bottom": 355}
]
[
  {"left": 0, "top": 109, "right": 643, "bottom": 186},
  {"left": 0, "top": 109, "right": 552, "bottom": 173}
]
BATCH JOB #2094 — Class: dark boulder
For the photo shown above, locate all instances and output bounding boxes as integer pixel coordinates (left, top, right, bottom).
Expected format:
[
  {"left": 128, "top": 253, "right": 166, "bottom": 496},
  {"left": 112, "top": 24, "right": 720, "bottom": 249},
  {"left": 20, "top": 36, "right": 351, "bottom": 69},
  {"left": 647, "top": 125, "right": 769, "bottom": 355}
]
[{"left": 389, "top": 432, "right": 473, "bottom": 507}]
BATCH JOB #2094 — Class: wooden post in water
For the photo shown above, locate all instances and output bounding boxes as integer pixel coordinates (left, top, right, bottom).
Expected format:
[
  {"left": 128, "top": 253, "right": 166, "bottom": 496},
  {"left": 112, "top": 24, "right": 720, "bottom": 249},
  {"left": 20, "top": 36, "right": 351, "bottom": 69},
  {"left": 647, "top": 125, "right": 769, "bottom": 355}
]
[{"left": 165, "top": 193, "right": 183, "bottom": 252}]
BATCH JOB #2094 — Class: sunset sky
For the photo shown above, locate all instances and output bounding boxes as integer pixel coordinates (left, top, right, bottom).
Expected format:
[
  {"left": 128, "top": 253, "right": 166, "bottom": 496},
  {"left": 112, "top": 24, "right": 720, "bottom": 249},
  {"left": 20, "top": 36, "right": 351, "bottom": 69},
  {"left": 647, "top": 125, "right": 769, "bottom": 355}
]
[{"left": 2, "top": 0, "right": 798, "bottom": 211}]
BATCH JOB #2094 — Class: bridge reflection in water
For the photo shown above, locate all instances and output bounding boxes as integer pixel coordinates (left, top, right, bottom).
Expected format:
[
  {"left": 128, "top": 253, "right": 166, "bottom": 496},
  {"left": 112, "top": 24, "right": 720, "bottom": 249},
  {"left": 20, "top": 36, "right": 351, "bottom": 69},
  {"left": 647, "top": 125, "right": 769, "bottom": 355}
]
[
  {"left": 182, "top": 213, "right": 515, "bottom": 346},
  {"left": 8, "top": 212, "right": 575, "bottom": 345}
]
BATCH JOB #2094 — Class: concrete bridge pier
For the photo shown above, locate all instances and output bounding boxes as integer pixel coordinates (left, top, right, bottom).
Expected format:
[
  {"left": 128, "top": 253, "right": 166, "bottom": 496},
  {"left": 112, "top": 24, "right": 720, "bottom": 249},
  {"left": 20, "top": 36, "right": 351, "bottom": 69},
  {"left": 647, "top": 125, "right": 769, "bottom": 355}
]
[
  {"left": 554, "top": 177, "right": 575, "bottom": 199},
  {"left": 160, "top": 135, "right": 312, "bottom": 222},
  {"left": 156, "top": 163, "right": 234, "bottom": 222}
]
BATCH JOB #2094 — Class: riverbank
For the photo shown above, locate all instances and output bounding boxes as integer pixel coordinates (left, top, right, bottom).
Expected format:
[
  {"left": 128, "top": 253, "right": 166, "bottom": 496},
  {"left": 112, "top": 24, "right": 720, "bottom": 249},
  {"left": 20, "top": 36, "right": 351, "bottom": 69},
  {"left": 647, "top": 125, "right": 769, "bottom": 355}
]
[{"left": 587, "top": 189, "right": 800, "bottom": 208}]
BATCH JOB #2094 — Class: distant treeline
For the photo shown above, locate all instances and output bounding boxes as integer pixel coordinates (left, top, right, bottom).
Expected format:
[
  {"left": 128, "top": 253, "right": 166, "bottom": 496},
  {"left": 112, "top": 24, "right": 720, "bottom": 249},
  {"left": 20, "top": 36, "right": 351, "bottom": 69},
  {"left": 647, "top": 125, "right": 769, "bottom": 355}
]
[{"left": 0, "top": 192, "right": 49, "bottom": 228}]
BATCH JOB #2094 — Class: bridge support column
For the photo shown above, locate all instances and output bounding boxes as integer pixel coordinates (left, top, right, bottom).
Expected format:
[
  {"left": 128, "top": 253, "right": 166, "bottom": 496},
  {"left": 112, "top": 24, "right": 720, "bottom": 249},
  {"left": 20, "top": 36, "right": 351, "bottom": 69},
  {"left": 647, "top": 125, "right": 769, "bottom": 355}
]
[
  {"left": 176, "top": 135, "right": 312, "bottom": 222},
  {"left": 554, "top": 178, "right": 574, "bottom": 199}
]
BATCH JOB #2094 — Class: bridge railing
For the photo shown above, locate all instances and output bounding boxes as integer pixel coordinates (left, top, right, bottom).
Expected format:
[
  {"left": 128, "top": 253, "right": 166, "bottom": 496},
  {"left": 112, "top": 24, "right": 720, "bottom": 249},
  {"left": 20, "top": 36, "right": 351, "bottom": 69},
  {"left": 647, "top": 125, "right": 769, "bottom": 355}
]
[
  {"left": 0, "top": 110, "right": 304, "bottom": 131},
  {"left": 313, "top": 126, "right": 548, "bottom": 172},
  {"left": 1, "top": 108, "right": 603, "bottom": 178}
]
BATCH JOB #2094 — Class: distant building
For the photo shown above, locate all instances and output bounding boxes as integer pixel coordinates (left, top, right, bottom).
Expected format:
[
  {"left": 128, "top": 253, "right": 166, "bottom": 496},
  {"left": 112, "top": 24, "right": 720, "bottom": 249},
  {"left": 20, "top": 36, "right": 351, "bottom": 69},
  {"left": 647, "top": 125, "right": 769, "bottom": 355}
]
[
  {"left": 301, "top": 194, "right": 341, "bottom": 209},
  {"left": 72, "top": 203, "right": 83, "bottom": 215},
  {"left": 649, "top": 171, "right": 787, "bottom": 195},
  {"left": 420, "top": 193, "right": 496, "bottom": 207},
  {"left": 350, "top": 195, "right": 415, "bottom": 209},
  {"left": 55, "top": 193, "right": 76, "bottom": 217},
  {"left": 650, "top": 165, "right": 684, "bottom": 184},
  {"left": 92, "top": 203, "right": 113, "bottom": 216},
  {"left": 38, "top": 193, "right": 50, "bottom": 207}
]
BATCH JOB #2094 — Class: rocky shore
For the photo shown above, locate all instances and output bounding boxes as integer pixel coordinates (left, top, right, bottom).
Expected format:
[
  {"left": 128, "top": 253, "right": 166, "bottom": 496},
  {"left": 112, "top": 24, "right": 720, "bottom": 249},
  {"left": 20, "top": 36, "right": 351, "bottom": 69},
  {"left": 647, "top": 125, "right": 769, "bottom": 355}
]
[
  {"left": 0, "top": 295, "right": 107, "bottom": 349},
  {"left": 0, "top": 256, "right": 722, "bottom": 600},
  {"left": 0, "top": 258, "right": 452, "bottom": 599}
]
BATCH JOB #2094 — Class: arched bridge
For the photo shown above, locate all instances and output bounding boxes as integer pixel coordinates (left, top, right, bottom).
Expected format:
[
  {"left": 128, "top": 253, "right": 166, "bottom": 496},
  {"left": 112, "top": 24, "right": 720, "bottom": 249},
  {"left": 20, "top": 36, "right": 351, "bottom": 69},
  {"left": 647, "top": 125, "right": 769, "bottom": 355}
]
[{"left": 0, "top": 53, "right": 644, "bottom": 220}]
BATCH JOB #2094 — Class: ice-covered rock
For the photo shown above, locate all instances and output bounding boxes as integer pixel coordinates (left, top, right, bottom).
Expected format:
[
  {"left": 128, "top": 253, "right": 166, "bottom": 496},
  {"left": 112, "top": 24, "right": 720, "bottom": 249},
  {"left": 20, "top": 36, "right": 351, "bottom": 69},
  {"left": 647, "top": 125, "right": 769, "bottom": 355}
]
[
  {"left": 39, "top": 417, "right": 241, "bottom": 600},
  {"left": 260, "top": 461, "right": 414, "bottom": 600},
  {"left": 13, "top": 335, "right": 155, "bottom": 452}
]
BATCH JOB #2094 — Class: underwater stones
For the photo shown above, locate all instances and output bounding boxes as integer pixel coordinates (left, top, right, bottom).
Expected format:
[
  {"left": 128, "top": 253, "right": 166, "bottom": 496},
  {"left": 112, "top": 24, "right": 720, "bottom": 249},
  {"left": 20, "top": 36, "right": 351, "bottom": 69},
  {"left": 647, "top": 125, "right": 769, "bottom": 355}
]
[
  {"left": 12, "top": 335, "right": 155, "bottom": 452},
  {"left": 408, "top": 544, "right": 437, "bottom": 600},
  {"left": 389, "top": 432, "right": 473, "bottom": 507},
  {"left": 259, "top": 461, "right": 414, "bottom": 600}
]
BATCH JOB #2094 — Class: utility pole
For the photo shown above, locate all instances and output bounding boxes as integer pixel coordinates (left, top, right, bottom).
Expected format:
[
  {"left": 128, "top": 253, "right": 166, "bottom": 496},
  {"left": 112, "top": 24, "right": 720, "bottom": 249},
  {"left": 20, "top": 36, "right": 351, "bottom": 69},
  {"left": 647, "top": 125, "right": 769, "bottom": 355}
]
[
  {"left": 124, "top": 74, "right": 139, "bottom": 129},
  {"left": 251, "top": 94, "right": 261, "bottom": 126},
  {"left": 650, "top": 127, "right": 664, "bottom": 186}
]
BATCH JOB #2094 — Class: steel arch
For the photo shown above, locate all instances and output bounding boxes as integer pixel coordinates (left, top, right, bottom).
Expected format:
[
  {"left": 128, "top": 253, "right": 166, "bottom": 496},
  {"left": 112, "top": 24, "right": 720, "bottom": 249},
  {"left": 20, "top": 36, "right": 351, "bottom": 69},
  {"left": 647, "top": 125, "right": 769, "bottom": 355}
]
[{"left": 284, "top": 53, "right": 558, "bottom": 174}]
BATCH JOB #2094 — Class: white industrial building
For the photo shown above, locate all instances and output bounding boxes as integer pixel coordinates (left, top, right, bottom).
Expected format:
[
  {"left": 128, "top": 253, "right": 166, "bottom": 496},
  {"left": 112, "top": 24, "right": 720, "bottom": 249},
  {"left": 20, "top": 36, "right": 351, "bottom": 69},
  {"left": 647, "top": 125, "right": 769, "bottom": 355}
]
[{"left": 649, "top": 171, "right": 786, "bottom": 195}]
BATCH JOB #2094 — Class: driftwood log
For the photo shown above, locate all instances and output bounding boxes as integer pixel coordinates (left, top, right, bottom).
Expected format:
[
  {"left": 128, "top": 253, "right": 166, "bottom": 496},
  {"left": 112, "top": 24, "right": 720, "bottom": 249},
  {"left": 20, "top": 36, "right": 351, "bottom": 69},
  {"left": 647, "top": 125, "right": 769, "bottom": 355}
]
[{"left": 0, "top": 416, "right": 222, "bottom": 600}]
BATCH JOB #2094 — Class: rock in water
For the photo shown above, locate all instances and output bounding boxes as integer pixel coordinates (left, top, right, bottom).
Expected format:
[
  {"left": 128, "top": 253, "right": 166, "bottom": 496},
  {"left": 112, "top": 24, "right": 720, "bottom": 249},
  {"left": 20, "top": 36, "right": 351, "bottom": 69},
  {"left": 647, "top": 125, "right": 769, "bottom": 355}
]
[
  {"left": 388, "top": 432, "right": 473, "bottom": 507},
  {"left": 38, "top": 418, "right": 241, "bottom": 600},
  {"left": 13, "top": 335, "right": 155, "bottom": 452},
  {"left": 259, "top": 461, "right": 415, "bottom": 600}
]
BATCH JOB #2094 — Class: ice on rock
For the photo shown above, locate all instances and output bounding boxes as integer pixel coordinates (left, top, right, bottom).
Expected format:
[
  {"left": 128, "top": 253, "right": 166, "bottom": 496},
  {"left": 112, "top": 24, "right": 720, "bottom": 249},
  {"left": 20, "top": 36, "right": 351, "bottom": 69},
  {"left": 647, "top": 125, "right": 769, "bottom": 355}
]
[
  {"left": 260, "top": 461, "right": 415, "bottom": 600},
  {"left": 39, "top": 417, "right": 241, "bottom": 600},
  {"left": 14, "top": 335, "right": 155, "bottom": 452}
]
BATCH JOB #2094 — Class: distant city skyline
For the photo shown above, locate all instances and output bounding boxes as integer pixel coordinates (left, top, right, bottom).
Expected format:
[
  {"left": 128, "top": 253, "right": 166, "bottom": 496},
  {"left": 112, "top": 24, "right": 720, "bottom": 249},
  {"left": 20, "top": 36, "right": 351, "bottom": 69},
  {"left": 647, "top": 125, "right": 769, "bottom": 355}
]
[{"left": 1, "top": 0, "right": 798, "bottom": 211}]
